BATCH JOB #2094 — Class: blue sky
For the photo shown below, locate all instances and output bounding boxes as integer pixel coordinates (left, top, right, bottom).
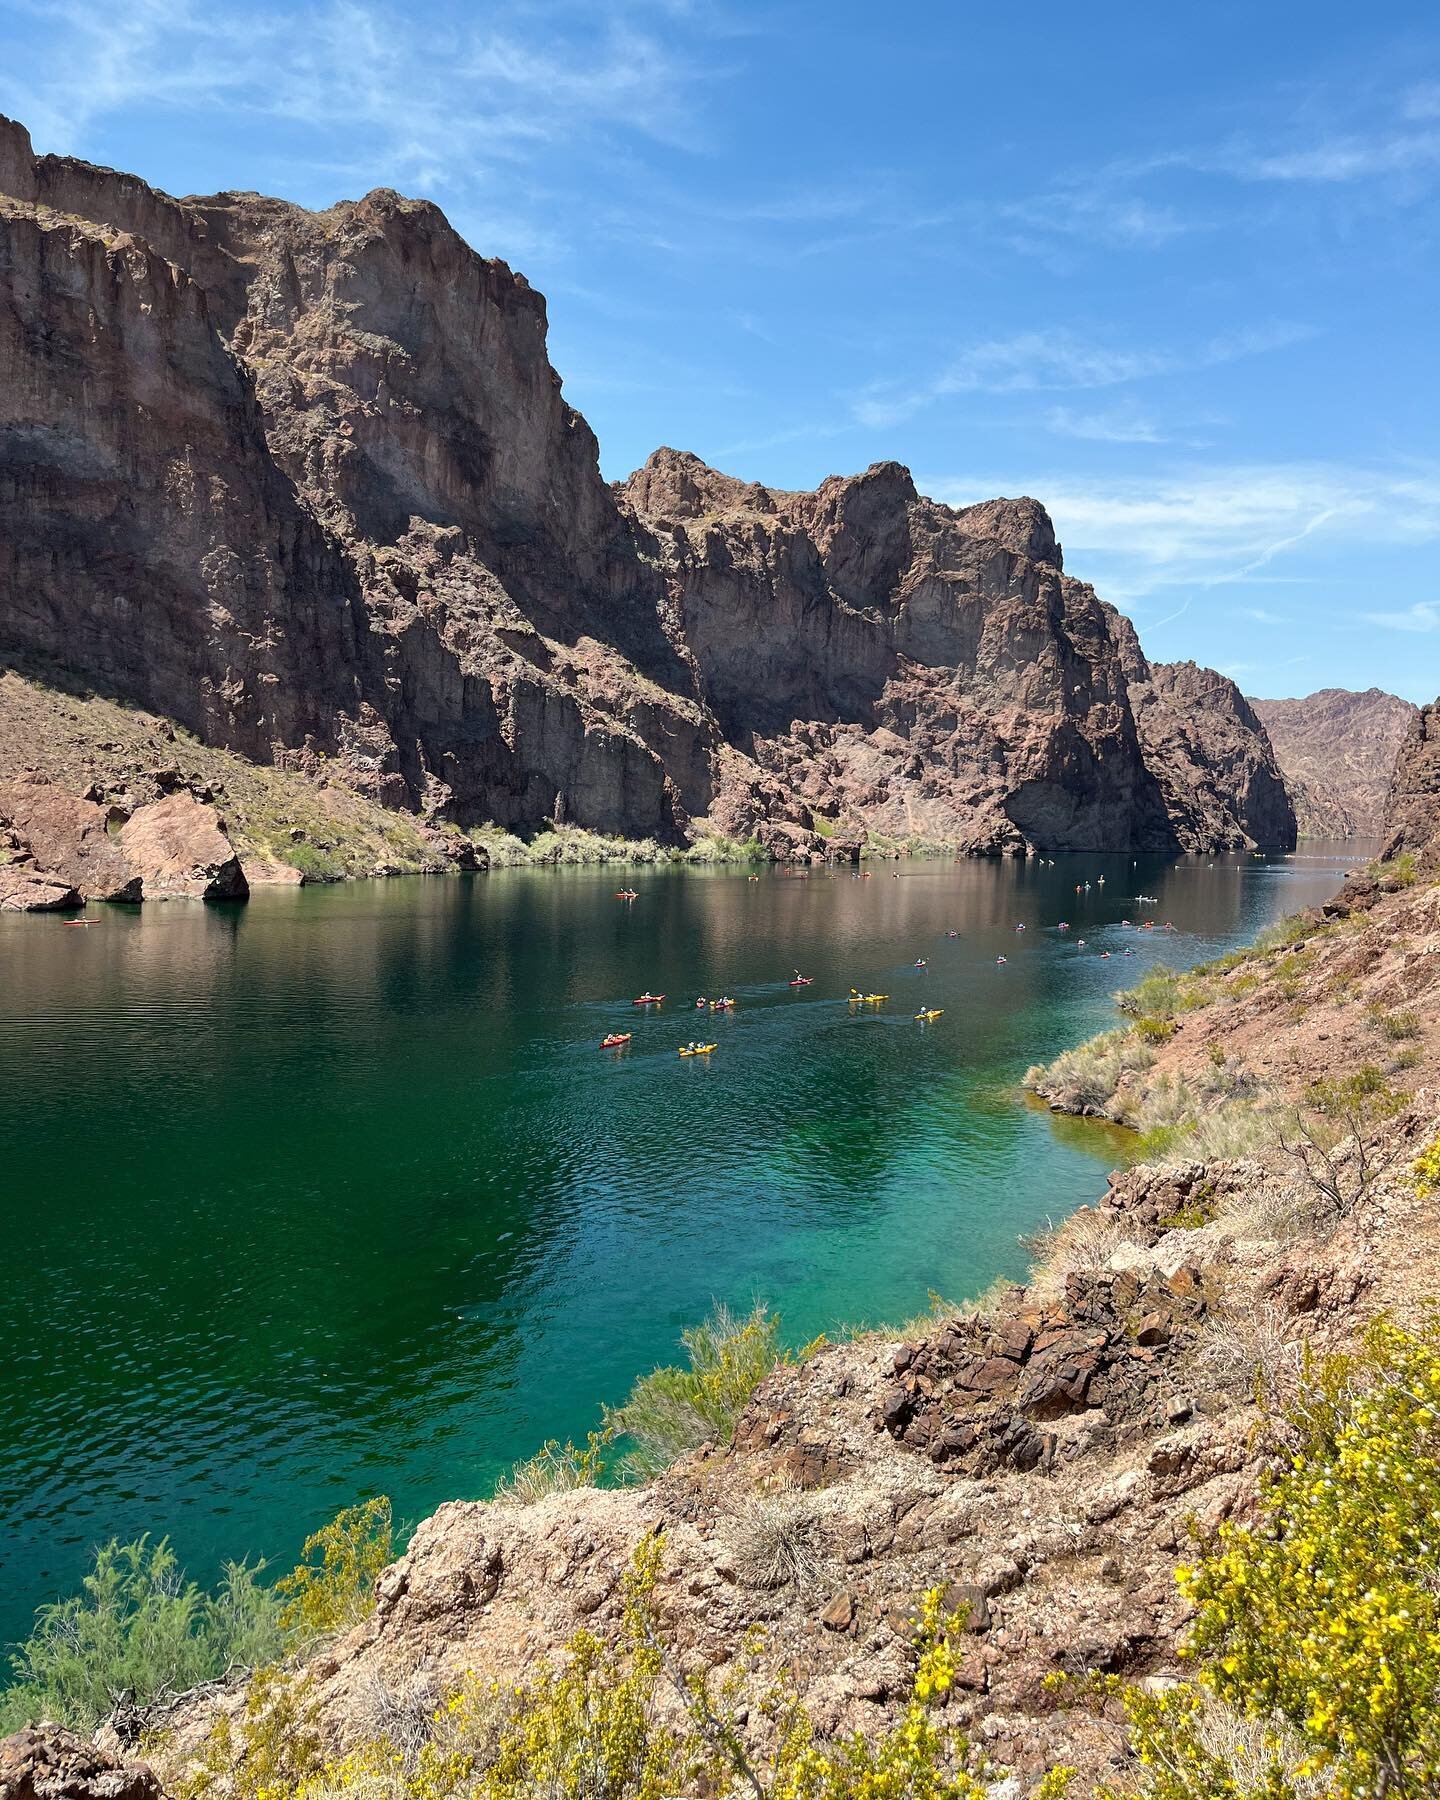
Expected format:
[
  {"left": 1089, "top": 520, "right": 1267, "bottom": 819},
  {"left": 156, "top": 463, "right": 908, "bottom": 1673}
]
[{"left": 3, "top": 1, "right": 1439, "bottom": 702}]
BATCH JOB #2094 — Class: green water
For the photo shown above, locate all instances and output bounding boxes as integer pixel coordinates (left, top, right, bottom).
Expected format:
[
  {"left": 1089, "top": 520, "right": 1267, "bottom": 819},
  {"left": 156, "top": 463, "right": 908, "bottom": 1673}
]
[{"left": 0, "top": 846, "right": 1361, "bottom": 1645}]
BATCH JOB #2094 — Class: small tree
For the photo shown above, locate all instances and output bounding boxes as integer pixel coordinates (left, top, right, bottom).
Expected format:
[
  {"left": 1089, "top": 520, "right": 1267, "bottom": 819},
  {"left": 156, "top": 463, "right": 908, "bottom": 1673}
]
[{"left": 1275, "top": 1067, "right": 1408, "bottom": 1216}]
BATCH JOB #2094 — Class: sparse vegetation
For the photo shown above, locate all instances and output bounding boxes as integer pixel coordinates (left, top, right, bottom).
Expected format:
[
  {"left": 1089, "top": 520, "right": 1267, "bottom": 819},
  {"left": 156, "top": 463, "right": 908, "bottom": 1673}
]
[
  {"left": 1025, "top": 1027, "right": 1155, "bottom": 1114},
  {"left": 1023, "top": 1208, "right": 1140, "bottom": 1304},
  {"left": 0, "top": 1537, "right": 286, "bottom": 1734},
  {"left": 1369, "top": 1005, "right": 1422, "bottom": 1042},
  {"left": 492, "top": 1432, "right": 611, "bottom": 1504},
  {"left": 605, "top": 1304, "right": 802, "bottom": 1480},
  {"left": 1276, "top": 1068, "right": 1409, "bottom": 1217},
  {"left": 723, "top": 1487, "right": 830, "bottom": 1591}
]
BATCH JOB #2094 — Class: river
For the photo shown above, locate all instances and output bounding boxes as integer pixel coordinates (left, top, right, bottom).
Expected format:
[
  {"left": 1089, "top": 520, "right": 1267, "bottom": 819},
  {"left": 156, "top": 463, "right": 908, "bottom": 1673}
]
[{"left": 0, "top": 844, "right": 1363, "bottom": 1644}]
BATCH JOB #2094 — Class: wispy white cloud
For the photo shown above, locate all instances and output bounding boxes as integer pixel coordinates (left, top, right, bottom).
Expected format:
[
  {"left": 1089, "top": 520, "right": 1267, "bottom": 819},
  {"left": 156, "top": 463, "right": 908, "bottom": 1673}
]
[
  {"left": 0, "top": 0, "right": 712, "bottom": 224},
  {"left": 1242, "top": 606, "right": 1293, "bottom": 625},
  {"left": 1364, "top": 600, "right": 1439, "bottom": 633},
  {"left": 1045, "top": 405, "right": 1171, "bottom": 445},
  {"left": 923, "top": 462, "right": 1440, "bottom": 605},
  {"left": 853, "top": 323, "right": 1314, "bottom": 429}
]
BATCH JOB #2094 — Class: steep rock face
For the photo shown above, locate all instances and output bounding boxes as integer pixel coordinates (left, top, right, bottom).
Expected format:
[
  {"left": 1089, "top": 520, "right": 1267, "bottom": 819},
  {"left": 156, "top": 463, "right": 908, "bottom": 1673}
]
[
  {"left": 1381, "top": 697, "right": 1440, "bottom": 871},
  {"left": 623, "top": 451, "right": 1290, "bottom": 852},
  {"left": 1251, "top": 688, "right": 1418, "bottom": 838},
  {"left": 1, "top": 116, "right": 1293, "bottom": 853}
]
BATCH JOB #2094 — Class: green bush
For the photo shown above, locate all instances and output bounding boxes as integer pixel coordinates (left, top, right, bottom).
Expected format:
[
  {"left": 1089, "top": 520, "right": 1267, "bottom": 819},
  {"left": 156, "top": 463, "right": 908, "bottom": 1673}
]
[
  {"left": 0, "top": 1537, "right": 286, "bottom": 1733},
  {"left": 493, "top": 1433, "right": 610, "bottom": 1504},
  {"left": 1025, "top": 1027, "right": 1155, "bottom": 1114},
  {"left": 1370, "top": 1006, "right": 1422, "bottom": 1042},
  {"left": 275, "top": 1497, "right": 392, "bottom": 1638},
  {"left": 1250, "top": 912, "right": 1313, "bottom": 954},
  {"left": 1116, "top": 967, "right": 1181, "bottom": 1021},
  {"left": 286, "top": 842, "right": 347, "bottom": 883},
  {"left": 1133, "top": 1015, "right": 1177, "bottom": 1045},
  {"left": 605, "top": 1305, "right": 794, "bottom": 1479}
]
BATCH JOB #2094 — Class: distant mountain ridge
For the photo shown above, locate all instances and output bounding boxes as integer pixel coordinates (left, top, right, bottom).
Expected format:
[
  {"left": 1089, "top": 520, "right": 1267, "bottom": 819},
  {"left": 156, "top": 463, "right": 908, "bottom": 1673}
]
[
  {"left": 1250, "top": 688, "right": 1418, "bottom": 838},
  {"left": 0, "top": 114, "right": 1294, "bottom": 855}
]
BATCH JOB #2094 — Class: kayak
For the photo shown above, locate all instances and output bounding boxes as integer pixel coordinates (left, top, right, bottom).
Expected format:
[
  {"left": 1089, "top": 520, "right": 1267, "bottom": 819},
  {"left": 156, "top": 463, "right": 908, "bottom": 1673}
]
[
  {"left": 850, "top": 992, "right": 888, "bottom": 1004},
  {"left": 600, "top": 1033, "right": 633, "bottom": 1048},
  {"left": 633, "top": 993, "right": 665, "bottom": 1005},
  {"left": 787, "top": 976, "right": 813, "bottom": 987},
  {"left": 915, "top": 1009, "right": 944, "bottom": 1021},
  {"left": 678, "top": 1043, "right": 717, "bottom": 1057},
  {"left": 709, "top": 997, "right": 736, "bottom": 1011}
]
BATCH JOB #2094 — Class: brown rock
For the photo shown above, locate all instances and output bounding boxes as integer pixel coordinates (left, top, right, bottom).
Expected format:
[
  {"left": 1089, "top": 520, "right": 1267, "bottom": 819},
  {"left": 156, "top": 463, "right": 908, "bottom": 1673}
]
[
  {"left": 0, "top": 867, "right": 82, "bottom": 912},
  {"left": 0, "top": 778, "right": 140, "bottom": 902},
  {"left": 0, "top": 1726, "right": 162, "bottom": 1800},
  {"left": 118, "top": 794, "right": 248, "bottom": 900},
  {"left": 1252, "top": 688, "right": 1418, "bottom": 839},
  {"left": 821, "top": 1590, "right": 856, "bottom": 1632},
  {"left": 1380, "top": 696, "right": 1440, "bottom": 873}
]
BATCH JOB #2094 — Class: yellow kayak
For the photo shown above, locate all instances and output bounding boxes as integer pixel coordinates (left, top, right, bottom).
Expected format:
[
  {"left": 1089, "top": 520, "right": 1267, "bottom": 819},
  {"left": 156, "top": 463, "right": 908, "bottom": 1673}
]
[
  {"left": 678, "top": 1043, "right": 718, "bottom": 1057},
  {"left": 915, "top": 1009, "right": 944, "bottom": 1021}
]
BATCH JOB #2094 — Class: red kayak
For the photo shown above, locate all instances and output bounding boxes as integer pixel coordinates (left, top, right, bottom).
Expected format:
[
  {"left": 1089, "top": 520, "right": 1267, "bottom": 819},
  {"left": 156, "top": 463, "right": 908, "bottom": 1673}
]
[
  {"left": 633, "top": 992, "right": 665, "bottom": 1005},
  {"left": 787, "top": 975, "right": 813, "bottom": 986},
  {"left": 601, "top": 1032, "right": 633, "bottom": 1048}
]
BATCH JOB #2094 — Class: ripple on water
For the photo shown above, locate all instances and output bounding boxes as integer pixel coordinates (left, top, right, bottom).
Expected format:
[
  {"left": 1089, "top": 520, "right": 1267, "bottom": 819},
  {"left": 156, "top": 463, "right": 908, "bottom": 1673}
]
[{"left": 0, "top": 849, "right": 1363, "bottom": 1638}]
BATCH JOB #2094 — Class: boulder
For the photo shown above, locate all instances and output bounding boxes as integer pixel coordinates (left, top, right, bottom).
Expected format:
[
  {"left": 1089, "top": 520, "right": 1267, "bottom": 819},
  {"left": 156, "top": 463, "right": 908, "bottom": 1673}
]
[
  {"left": 118, "top": 795, "right": 249, "bottom": 901},
  {"left": 0, "top": 777, "right": 140, "bottom": 902},
  {"left": 0, "top": 1726, "right": 163, "bottom": 1800},
  {"left": 0, "top": 867, "right": 83, "bottom": 912}
]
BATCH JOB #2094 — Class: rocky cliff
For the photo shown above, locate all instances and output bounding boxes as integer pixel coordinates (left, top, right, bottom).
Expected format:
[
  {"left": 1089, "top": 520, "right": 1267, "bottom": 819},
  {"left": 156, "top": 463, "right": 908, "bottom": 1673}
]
[
  {"left": 0, "top": 116, "right": 1294, "bottom": 854},
  {"left": 1251, "top": 687, "right": 1417, "bottom": 838},
  {"left": 1381, "top": 696, "right": 1440, "bottom": 872}
]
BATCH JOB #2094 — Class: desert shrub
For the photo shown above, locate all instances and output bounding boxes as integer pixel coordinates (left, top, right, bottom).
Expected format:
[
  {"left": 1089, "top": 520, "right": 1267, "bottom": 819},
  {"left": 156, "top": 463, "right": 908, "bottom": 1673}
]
[
  {"left": 1376, "top": 850, "right": 1419, "bottom": 890},
  {"left": 1275, "top": 1068, "right": 1408, "bottom": 1217},
  {"left": 1024, "top": 1208, "right": 1138, "bottom": 1304},
  {"left": 1415, "top": 1139, "right": 1440, "bottom": 1199},
  {"left": 605, "top": 1305, "right": 795, "bottom": 1479},
  {"left": 492, "top": 1432, "right": 610, "bottom": 1504},
  {"left": 1191, "top": 1301, "right": 1301, "bottom": 1405},
  {"left": 1251, "top": 913, "right": 1313, "bottom": 955},
  {"left": 0, "top": 1537, "right": 286, "bottom": 1734},
  {"left": 1116, "top": 967, "right": 1181, "bottom": 1021},
  {"left": 1172, "top": 1317, "right": 1440, "bottom": 1797},
  {"left": 282, "top": 1549, "right": 991, "bottom": 1800},
  {"left": 723, "top": 1487, "right": 830, "bottom": 1590},
  {"left": 286, "top": 842, "right": 347, "bottom": 883},
  {"left": 1025, "top": 1028, "right": 1155, "bottom": 1113},
  {"left": 275, "top": 1497, "right": 392, "bottom": 1638},
  {"left": 1370, "top": 1006, "right": 1422, "bottom": 1041},
  {"left": 179, "top": 1664, "right": 324, "bottom": 1800},
  {"left": 1132, "top": 1015, "right": 1177, "bottom": 1045}
]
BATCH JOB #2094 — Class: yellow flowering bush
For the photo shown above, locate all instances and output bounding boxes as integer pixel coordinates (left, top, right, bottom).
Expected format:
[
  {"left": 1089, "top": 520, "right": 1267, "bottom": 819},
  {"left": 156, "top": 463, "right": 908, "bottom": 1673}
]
[
  {"left": 1414, "top": 1138, "right": 1440, "bottom": 1200},
  {"left": 178, "top": 1665, "right": 324, "bottom": 1800},
  {"left": 276, "top": 1498, "right": 393, "bottom": 1638},
  {"left": 269, "top": 1547, "right": 990, "bottom": 1800},
  {"left": 1170, "top": 1316, "right": 1440, "bottom": 1798}
]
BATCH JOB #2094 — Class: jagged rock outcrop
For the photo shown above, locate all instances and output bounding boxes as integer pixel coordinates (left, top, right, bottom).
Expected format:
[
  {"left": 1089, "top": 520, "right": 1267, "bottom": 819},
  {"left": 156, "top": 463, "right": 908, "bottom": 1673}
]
[
  {"left": 0, "top": 1727, "right": 161, "bottom": 1800},
  {"left": 0, "top": 777, "right": 141, "bottom": 901},
  {"left": 0, "top": 774, "right": 246, "bottom": 902},
  {"left": 1252, "top": 688, "right": 1418, "bottom": 837},
  {"left": 1381, "top": 696, "right": 1440, "bottom": 871},
  {"left": 0, "top": 115, "right": 1294, "bottom": 853}
]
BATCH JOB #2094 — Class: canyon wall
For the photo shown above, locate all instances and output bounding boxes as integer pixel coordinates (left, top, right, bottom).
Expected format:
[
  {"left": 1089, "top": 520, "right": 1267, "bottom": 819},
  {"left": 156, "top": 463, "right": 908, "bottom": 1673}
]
[
  {"left": 1251, "top": 687, "right": 1417, "bottom": 838},
  {"left": 0, "top": 116, "right": 1295, "bottom": 853}
]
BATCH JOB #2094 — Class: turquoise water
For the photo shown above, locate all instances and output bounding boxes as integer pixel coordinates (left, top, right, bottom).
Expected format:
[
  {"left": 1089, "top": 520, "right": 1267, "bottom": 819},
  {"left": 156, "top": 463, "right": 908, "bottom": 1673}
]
[{"left": 0, "top": 846, "right": 1360, "bottom": 1645}]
